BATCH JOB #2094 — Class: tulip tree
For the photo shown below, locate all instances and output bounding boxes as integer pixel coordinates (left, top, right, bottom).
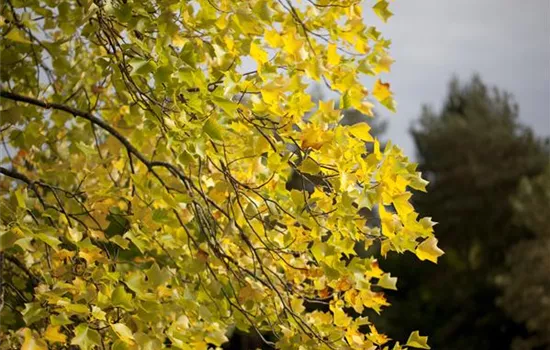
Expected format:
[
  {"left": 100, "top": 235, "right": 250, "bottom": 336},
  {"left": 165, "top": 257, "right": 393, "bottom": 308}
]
[{"left": 0, "top": 0, "right": 442, "bottom": 348}]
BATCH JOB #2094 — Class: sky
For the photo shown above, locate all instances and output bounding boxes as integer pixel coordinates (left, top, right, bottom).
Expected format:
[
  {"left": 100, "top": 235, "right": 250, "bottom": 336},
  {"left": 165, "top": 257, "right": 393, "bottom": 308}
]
[{"left": 356, "top": 0, "right": 550, "bottom": 158}]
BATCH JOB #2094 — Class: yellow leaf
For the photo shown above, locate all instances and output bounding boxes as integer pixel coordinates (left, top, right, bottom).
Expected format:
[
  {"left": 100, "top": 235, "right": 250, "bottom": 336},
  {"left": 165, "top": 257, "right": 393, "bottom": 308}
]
[
  {"left": 171, "top": 33, "right": 187, "bottom": 48},
  {"left": 377, "top": 273, "right": 397, "bottom": 290},
  {"left": 111, "top": 323, "right": 135, "bottom": 344},
  {"left": 265, "top": 29, "right": 282, "bottom": 47},
  {"left": 300, "top": 124, "right": 332, "bottom": 150},
  {"left": 348, "top": 122, "right": 373, "bottom": 142},
  {"left": 367, "top": 325, "right": 389, "bottom": 345},
  {"left": 406, "top": 331, "right": 431, "bottom": 349},
  {"left": 354, "top": 37, "right": 370, "bottom": 54},
  {"left": 327, "top": 43, "right": 341, "bottom": 66},
  {"left": 393, "top": 192, "right": 414, "bottom": 218},
  {"left": 79, "top": 248, "right": 104, "bottom": 264},
  {"left": 299, "top": 158, "right": 320, "bottom": 174},
  {"left": 378, "top": 205, "right": 396, "bottom": 238},
  {"left": 375, "top": 54, "right": 394, "bottom": 73},
  {"left": 215, "top": 14, "right": 229, "bottom": 29},
  {"left": 238, "top": 284, "right": 263, "bottom": 303},
  {"left": 305, "top": 57, "right": 321, "bottom": 80},
  {"left": 333, "top": 307, "right": 351, "bottom": 327},
  {"left": 44, "top": 325, "right": 67, "bottom": 343},
  {"left": 282, "top": 28, "right": 303, "bottom": 57},
  {"left": 373, "top": 79, "right": 392, "bottom": 102},
  {"left": 224, "top": 36, "right": 235, "bottom": 52},
  {"left": 310, "top": 311, "right": 332, "bottom": 325},
  {"left": 291, "top": 297, "right": 306, "bottom": 314},
  {"left": 416, "top": 237, "right": 444, "bottom": 263},
  {"left": 346, "top": 328, "right": 366, "bottom": 347},
  {"left": 91, "top": 306, "right": 107, "bottom": 321},
  {"left": 356, "top": 101, "right": 375, "bottom": 117},
  {"left": 250, "top": 41, "right": 268, "bottom": 65},
  {"left": 20, "top": 328, "right": 47, "bottom": 350},
  {"left": 318, "top": 99, "right": 339, "bottom": 121},
  {"left": 67, "top": 227, "right": 83, "bottom": 243}
]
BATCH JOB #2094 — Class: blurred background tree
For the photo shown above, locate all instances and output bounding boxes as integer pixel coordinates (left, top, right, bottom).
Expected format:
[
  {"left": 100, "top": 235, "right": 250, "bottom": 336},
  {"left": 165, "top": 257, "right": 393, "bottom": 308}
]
[
  {"left": 496, "top": 166, "right": 550, "bottom": 350},
  {"left": 377, "top": 76, "right": 549, "bottom": 349}
]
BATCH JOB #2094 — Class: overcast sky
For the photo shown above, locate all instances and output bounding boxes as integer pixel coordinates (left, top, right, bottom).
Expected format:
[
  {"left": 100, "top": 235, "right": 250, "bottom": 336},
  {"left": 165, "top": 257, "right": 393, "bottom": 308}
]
[{"left": 355, "top": 0, "right": 550, "bottom": 158}]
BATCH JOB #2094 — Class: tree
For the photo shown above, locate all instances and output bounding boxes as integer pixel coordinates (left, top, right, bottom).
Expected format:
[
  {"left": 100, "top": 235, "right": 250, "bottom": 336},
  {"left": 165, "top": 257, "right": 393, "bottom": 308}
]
[
  {"left": 0, "top": 1, "right": 440, "bottom": 349},
  {"left": 378, "top": 76, "right": 548, "bottom": 349},
  {"left": 496, "top": 165, "right": 550, "bottom": 350}
]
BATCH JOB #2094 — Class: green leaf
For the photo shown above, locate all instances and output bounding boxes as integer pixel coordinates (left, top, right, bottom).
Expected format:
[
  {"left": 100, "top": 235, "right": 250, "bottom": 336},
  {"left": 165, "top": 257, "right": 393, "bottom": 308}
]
[
  {"left": 152, "top": 208, "right": 170, "bottom": 224},
  {"left": 22, "top": 303, "right": 48, "bottom": 325},
  {"left": 253, "top": 0, "right": 272, "bottom": 22},
  {"left": 35, "top": 233, "right": 61, "bottom": 251},
  {"left": 63, "top": 303, "right": 90, "bottom": 315},
  {"left": 50, "top": 313, "right": 73, "bottom": 326},
  {"left": 76, "top": 142, "right": 97, "bottom": 156},
  {"left": 178, "top": 149, "right": 194, "bottom": 166},
  {"left": 109, "top": 235, "right": 130, "bottom": 249},
  {"left": 0, "top": 106, "right": 22, "bottom": 126},
  {"left": 112, "top": 286, "right": 134, "bottom": 311},
  {"left": 180, "top": 42, "right": 197, "bottom": 67},
  {"left": 111, "top": 340, "right": 131, "bottom": 350},
  {"left": 71, "top": 324, "right": 102, "bottom": 350},
  {"left": 373, "top": 0, "right": 393, "bottom": 23},
  {"left": 124, "top": 230, "right": 147, "bottom": 254},
  {"left": 15, "top": 188, "right": 26, "bottom": 208},
  {"left": 133, "top": 333, "right": 162, "bottom": 350},
  {"left": 155, "top": 65, "right": 173, "bottom": 83},
  {"left": 212, "top": 96, "right": 238, "bottom": 116},
  {"left": 340, "top": 91, "right": 351, "bottom": 110},
  {"left": 203, "top": 117, "right": 224, "bottom": 141},
  {"left": 1, "top": 228, "right": 20, "bottom": 251},
  {"left": 105, "top": 211, "right": 129, "bottom": 238},
  {"left": 5, "top": 28, "right": 32, "bottom": 44},
  {"left": 129, "top": 58, "right": 157, "bottom": 76},
  {"left": 146, "top": 263, "right": 170, "bottom": 287},
  {"left": 311, "top": 241, "right": 327, "bottom": 262}
]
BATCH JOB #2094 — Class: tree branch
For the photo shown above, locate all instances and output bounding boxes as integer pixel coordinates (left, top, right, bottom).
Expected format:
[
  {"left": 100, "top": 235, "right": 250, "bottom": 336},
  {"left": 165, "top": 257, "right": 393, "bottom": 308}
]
[
  {"left": 0, "top": 90, "right": 152, "bottom": 167},
  {"left": 0, "top": 90, "right": 192, "bottom": 191},
  {"left": 4, "top": 255, "right": 42, "bottom": 286},
  {"left": 0, "top": 166, "right": 48, "bottom": 209}
]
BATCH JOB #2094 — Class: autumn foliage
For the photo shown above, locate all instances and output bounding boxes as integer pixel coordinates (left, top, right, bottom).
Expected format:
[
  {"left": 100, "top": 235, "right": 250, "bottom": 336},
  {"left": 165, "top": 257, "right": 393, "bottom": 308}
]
[{"left": 0, "top": 0, "right": 441, "bottom": 349}]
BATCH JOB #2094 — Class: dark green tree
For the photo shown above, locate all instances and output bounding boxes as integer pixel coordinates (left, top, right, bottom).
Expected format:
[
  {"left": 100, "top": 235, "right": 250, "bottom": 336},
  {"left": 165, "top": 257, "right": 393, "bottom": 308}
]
[
  {"left": 378, "top": 76, "right": 549, "bottom": 349},
  {"left": 496, "top": 165, "right": 550, "bottom": 350}
]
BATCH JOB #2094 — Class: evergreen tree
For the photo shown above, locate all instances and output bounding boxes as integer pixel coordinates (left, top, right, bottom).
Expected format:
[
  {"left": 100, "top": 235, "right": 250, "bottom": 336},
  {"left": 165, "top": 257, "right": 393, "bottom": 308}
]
[{"left": 497, "top": 165, "right": 550, "bottom": 350}]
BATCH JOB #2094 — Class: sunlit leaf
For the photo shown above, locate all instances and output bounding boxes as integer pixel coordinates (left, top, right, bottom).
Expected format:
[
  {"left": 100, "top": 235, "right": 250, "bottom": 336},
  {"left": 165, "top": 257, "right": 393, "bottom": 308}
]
[
  {"left": 406, "top": 331, "right": 431, "bottom": 349},
  {"left": 416, "top": 237, "right": 445, "bottom": 263},
  {"left": 71, "top": 324, "right": 101, "bottom": 350}
]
